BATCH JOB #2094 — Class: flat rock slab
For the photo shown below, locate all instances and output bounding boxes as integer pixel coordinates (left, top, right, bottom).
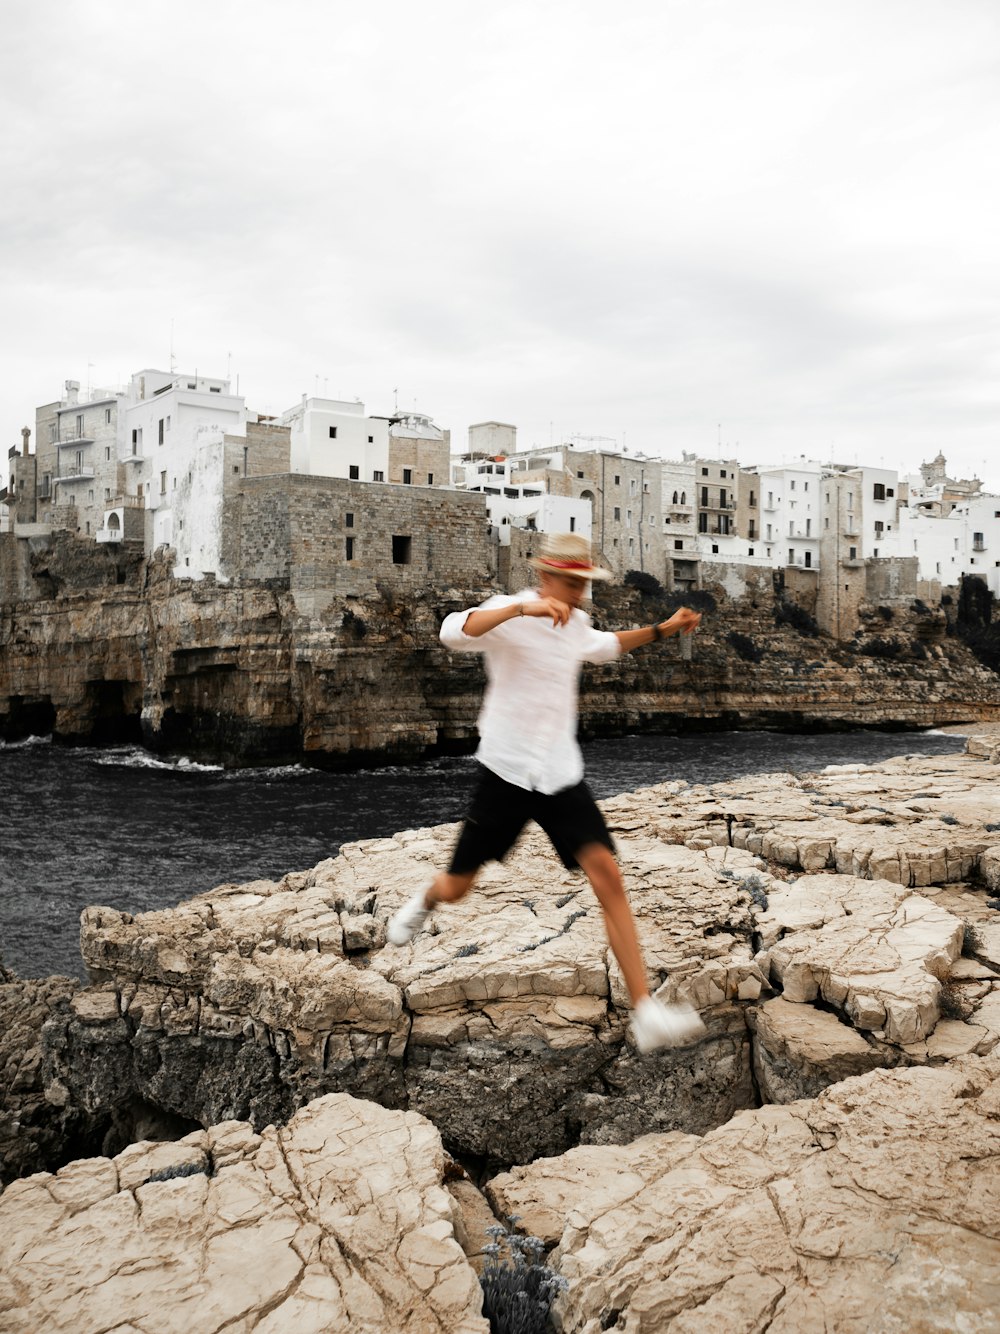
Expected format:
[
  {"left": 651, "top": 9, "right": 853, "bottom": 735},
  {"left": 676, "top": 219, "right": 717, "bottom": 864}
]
[
  {"left": 488, "top": 1053, "right": 1000, "bottom": 1333},
  {"left": 53, "top": 751, "right": 1000, "bottom": 1165},
  {"left": 0, "top": 1092, "right": 487, "bottom": 1334}
]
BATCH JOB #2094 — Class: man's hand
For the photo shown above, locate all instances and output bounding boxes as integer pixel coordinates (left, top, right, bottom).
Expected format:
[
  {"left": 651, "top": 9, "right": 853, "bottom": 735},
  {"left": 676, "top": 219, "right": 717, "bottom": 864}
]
[
  {"left": 661, "top": 607, "right": 701, "bottom": 636},
  {"left": 524, "top": 595, "right": 573, "bottom": 627}
]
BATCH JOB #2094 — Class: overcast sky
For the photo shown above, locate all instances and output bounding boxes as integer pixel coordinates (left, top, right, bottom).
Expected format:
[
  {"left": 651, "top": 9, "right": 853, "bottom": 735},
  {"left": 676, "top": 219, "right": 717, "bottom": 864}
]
[{"left": 2, "top": 0, "right": 998, "bottom": 492}]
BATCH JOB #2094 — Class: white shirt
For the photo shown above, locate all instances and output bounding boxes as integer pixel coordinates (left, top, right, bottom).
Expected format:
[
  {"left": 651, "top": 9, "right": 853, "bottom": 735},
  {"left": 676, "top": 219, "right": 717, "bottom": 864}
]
[{"left": 439, "top": 590, "right": 622, "bottom": 794}]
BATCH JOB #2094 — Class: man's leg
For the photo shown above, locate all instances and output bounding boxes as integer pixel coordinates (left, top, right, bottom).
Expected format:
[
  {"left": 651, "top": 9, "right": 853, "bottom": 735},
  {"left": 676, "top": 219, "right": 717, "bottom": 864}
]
[
  {"left": 575, "top": 841, "right": 706, "bottom": 1052},
  {"left": 386, "top": 869, "right": 477, "bottom": 947},
  {"left": 574, "top": 842, "right": 650, "bottom": 1006}
]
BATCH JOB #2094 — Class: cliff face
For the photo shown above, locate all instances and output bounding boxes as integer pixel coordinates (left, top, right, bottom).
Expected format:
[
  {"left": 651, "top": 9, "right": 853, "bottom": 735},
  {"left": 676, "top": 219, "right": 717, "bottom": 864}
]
[{"left": 1, "top": 534, "right": 997, "bottom": 763}]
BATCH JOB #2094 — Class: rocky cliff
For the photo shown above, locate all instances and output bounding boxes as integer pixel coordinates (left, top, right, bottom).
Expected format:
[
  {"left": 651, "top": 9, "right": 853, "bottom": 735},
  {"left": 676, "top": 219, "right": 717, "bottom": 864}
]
[
  {"left": 1, "top": 535, "right": 998, "bottom": 764},
  {"left": 3, "top": 746, "right": 1000, "bottom": 1330}
]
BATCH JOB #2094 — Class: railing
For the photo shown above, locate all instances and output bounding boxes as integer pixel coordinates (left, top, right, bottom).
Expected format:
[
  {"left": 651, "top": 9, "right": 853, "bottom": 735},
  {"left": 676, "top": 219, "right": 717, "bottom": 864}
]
[
  {"left": 105, "top": 494, "right": 145, "bottom": 510},
  {"left": 56, "top": 434, "right": 94, "bottom": 447},
  {"left": 973, "top": 541, "right": 986, "bottom": 552},
  {"left": 55, "top": 462, "right": 95, "bottom": 480},
  {"left": 36, "top": 481, "right": 51, "bottom": 499}
]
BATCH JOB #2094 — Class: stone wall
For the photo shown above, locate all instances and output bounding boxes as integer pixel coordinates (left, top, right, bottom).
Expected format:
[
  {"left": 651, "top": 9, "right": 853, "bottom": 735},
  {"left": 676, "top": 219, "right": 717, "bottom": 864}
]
[
  {"left": 234, "top": 474, "right": 494, "bottom": 609},
  {"left": 387, "top": 433, "right": 451, "bottom": 487},
  {"left": 866, "top": 555, "right": 920, "bottom": 603}
]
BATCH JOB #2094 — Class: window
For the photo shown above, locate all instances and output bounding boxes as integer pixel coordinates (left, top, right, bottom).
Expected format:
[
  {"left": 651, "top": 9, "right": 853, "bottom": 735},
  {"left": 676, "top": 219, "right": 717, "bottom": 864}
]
[
  {"left": 346, "top": 536, "right": 355, "bottom": 560},
  {"left": 720, "top": 469, "right": 727, "bottom": 479},
  {"left": 749, "top": 491, "right": 756, "bottom": 507},
  {"left": 804, "top": 482, "right": 809, "bottom": 492},
  {"left": 49, "top": 423, "right": 57, "bottom": 442},
  {"left": 680, "top": 491, "right": 686, "bottom": 505},
  {"left": 701, "top": 467, "right": 708, "bottom": 476},
  {"left": 373, "top": 470, "right": 384, "bottom": 481},
  {"left": 674, "top": 539, "right": 683, "bottom": 550},
  {"left": 626, "top": 510, "right": 633, "bottom": 528},
  {"left": 613, "top": 506, "right": 621, "bottom": 521},
  {"left": 233, "top": 465, "right": 240, "bottom": 473},
  {"left": 791, "top": 480, "right": 796, "bottom": 491},
  {"left": 767, "top": 491, "right": 773, "bottom": 507},
  {"left": 749, "top": 520, "right": 756, "bottom": 539},
  {"left": 804, "top": 551, "right": 812, "bottom": 567},
  {"left": 402, "top": 468, "right": 412, "bottom": 485},
  {"left": 701, "top": 487, "right": 709, "bottom": 506},
  {"left": 766, "top": 524, "right": 772, "bottom": 540},
  {"left": 873, "top": 483, "right": 885, "bottom": 501},
  {"left": 569, "top": 517, "right": 576, "bottom": 532},
  {"left": 105, "top": 447, "right": 111, "bottom": 460},
  {"left": 825, "top": 517, "right": 830, "bottom": 530},
  {"left": 672, "top": 491, "right": 679, "bottom": 504},
  {"left": 650, "top": 514, "right": 655, "bottom": 525},
  {"left": 577, "top": 470, "right": 584, "bottom": 479},
  {"left": 209, "top": 386, "right": 221, "bottom": 393},
  {"left": 76, "top": 414, "right": 83, "bottom": 435},
  {"left": 847, "top": 492, "right": 854, "bottom": 511},
  {"left": 630, "top": 479, "right": 637, "bottom": 496},
  {"left": 712, "top": 544, "right": 719, "bottom": 554},
  {"left": 720, "top": 489, "right": 727, "bottom": 507},
  {"left": 345, "top": 512, "right": 354, "bottom": 528},
  {"left": 614, "top": 474, "right": 620, "bottom": 485},
  {"left": 805, "top": 519, "right": 811, "bottom": 536},
  {"left": 166, "top": 415, "right": 171, "bottom": 431},
  {"left": 105, "top": 408, "right": 111, "bottom": 424},
  {"left": 368, "top": 435, "right": 374, "bottom": 444},
  {"left": 187, "top": 382, "right": 196, "bottom": 389},
  {"left": 158, "top": 418, "right": 164, "bottom": 445},
  {"left": 427, "top": 473, "right": 434, "bottom": 485},
  {"left": 788, "top": 549, "right": 794, "bottom": 564},
  {"left": 160, "top": 471, "right": 167, "bottom": 495},
  {"left": 748, "top": 547, "right": 755, "bottom": 556},
  {"left": 88, "top": 489, "right": 94, "bottom": 501},
  {"left": 137, "top": 483, "right": 143, "bottom": 498},
  {"left": 392, "top": 535, "right": 412, "bottom": 564},
  {"left": 329, "top": 427, "right": 338, "bottom": 439},
  {"left": 104, "top": 488, "right": 110, "bottom": 500},
  {"left": 698, "top": 513, "right": 708, "bottom": 533},
  {"left": 874, "top": 521, "right": 884, "bottom": 536},
  {"left": 849, "top": 546, "right": 857, "bottom": 559},
  {"left": 349, "top": 465, "right": 360, "bottom": 480}
]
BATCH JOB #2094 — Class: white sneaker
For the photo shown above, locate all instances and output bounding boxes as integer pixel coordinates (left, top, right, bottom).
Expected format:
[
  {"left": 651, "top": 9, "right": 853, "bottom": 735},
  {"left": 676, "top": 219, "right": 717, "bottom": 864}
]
[
  {"left": 387, "top": 890, "right": 433, "bottom": 946},
  {"left": 631, "top": 997, "right": 707, "bottom": 1054}
]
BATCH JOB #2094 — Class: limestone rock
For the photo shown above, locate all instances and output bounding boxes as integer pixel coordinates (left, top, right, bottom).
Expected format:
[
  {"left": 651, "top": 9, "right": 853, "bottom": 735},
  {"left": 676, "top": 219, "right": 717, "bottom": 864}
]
[
  {"left": 39, "top": 751, "right": 1000, "bottom": 1173},
  {"left": 0, "top": 1092, "right": 488, "bottom": 1334},
  {"left": 749, "top": 997, "right": 886, "bottom": 1102},
  {"left": 488, "top": 1054, "right": 1000, "bottom": 1333}
]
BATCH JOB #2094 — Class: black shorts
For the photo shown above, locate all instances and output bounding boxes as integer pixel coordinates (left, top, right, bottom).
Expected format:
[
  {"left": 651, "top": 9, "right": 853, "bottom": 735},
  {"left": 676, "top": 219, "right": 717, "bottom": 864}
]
[{"left": 447, "top": 765, "right": 616, "bottom": 875}]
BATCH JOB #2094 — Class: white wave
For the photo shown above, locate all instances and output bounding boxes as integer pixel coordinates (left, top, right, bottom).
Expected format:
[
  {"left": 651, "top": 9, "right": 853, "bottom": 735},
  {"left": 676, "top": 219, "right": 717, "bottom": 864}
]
[
  {"left": 0, "top": 734, "right": 52, "bottom": 749},
  {"left": 89, "top": 747, "right": 224, "bottom": 773}
]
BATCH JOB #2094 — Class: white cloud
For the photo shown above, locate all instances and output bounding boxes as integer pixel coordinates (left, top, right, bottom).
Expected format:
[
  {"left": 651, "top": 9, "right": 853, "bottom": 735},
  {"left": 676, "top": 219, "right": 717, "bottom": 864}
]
[{"left": 1, "top": 0, "right": 997, "bottom": 490}]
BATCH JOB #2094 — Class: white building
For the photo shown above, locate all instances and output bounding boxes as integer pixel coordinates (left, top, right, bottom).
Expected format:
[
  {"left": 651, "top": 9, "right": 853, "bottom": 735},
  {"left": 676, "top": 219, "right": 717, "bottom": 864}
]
[
  {"left": 114, "top": 369, "right": 247, "bottom": 555},
  {"left": 456, "top": 453, "right": 591, "bottom": 538},
  {"left": 280, "top": 395, "right": 390, "bottom": 483},
  {"left": 754, "top": 461, "right": 825, "bottom": 571}
]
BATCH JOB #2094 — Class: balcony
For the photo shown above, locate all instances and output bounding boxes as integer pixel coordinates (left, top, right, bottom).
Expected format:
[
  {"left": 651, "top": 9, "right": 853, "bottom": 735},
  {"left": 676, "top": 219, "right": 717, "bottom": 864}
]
[
  {"left": 54, "top": 465, "right": 95, "bottom": 483},
  {"left": 56, "top": 434, "right": 95, "bottom": 448},
  {"left": 973, "top": 540, "right": 986, "bottom": 552}
]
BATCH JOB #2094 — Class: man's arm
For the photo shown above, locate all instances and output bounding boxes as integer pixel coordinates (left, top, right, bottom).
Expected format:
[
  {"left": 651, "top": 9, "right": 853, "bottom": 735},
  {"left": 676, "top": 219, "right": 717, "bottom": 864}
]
[
  {"left": 461, "top": 596, "right": 575, "bottom": 637},
  {"left": 614, "top": 607, "right": 701, "bottom": 654}
]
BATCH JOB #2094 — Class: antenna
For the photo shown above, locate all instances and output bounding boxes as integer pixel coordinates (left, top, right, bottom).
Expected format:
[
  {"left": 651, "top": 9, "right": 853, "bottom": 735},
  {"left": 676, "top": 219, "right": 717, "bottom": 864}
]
[{"left": 170, "top": 321, "right": 176, "bottom": 374}]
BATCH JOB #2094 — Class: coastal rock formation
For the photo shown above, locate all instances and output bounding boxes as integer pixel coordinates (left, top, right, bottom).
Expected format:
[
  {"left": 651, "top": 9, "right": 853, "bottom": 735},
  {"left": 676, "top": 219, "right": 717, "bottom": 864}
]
[
  {"left": 1, "top": 535, "right": 998, "bottom": 762},
  {"left": 0, "top": 963, "right": 110, "bottom": 1184},
  {"left": 488, "top": 1054, "right": 1000, "bottom": 1332},
  {"left": 32, "top": 750, "right": 1000, "bottom": 1176},
  {"left": 0, "top": 1092, "right": 487, "bottom": 1334}
]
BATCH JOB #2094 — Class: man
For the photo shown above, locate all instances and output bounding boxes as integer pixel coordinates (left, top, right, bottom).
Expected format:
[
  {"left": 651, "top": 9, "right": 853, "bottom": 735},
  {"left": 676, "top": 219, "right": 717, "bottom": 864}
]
[{"left": 387, "top": 532, "right": 706, "bottom": 1053}]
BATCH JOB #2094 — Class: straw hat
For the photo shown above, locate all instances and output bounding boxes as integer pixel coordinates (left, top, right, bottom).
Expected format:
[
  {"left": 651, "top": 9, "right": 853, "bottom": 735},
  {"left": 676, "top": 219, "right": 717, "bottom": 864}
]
[{"left": 528, "top": 532, "right": 613, "bottom": 581}]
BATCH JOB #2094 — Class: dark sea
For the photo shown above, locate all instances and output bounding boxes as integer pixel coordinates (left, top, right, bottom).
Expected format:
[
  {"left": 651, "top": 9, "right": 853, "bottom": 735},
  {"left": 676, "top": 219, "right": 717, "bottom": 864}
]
[{"left": 1, "top": 729, "right": 967, "bottom": 980}]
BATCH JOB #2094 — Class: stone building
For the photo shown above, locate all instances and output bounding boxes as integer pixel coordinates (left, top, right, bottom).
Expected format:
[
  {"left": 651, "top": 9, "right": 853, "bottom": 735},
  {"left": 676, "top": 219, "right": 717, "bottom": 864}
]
[
  {"left": 388, "top": 412, "right": 450, "bottom": 488},
  {"left": 815, "top": 468, "right": 866, "bottom": 638},
  {"left": 34, "top": 380, "right": 126, "bottom": 541},
  {"left": 467, "top": 421, "right": 517, "bottom": 458},
  {"left": 228, "top": 472, "right": 494, "bottom": 614},
  {"left": 660, "top": 458, "right": 698, "bottom": 590}
]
